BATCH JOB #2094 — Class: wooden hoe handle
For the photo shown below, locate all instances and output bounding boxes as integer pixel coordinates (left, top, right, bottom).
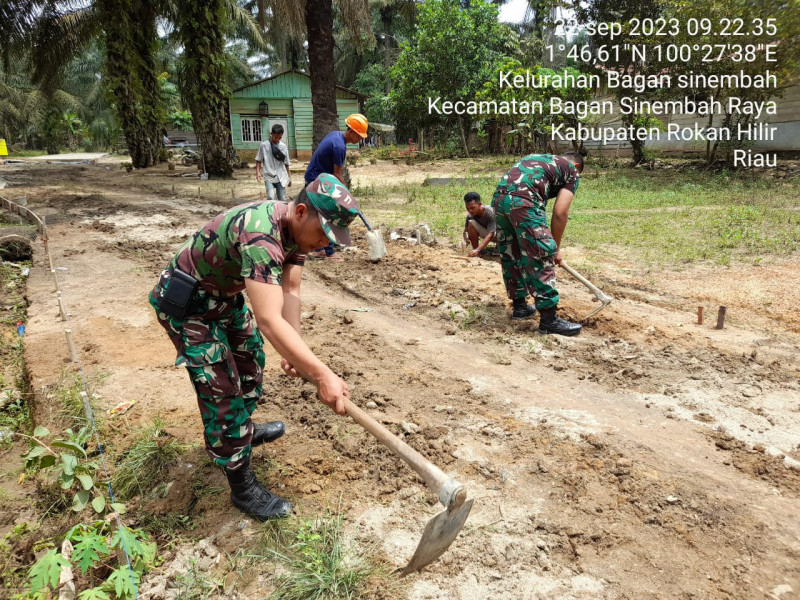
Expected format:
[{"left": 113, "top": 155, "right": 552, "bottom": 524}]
[
  {"left": 344, "top": 398, "right": 466, "bottom": 511},
  {"left": 561, "top": 261, "right": 612, "bottom": 304}
]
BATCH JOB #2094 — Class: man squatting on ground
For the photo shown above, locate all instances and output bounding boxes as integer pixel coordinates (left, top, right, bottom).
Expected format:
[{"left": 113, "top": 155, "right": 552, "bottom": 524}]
[
  {"left": 462, "top": 191, "right": 497, "bottom": 258},
  {"left": 149, "top": 174, "right": 362, "bottom": 521},
  {"left": 492, "top": 153, "right": 584, "bottom": 336},
  {"left": 255, "top": 123, "right": 291, "bottom": 201}
]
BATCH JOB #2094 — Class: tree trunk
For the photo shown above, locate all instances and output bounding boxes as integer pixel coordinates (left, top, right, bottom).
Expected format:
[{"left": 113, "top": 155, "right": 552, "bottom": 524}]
[
  {"left": 381, "top": 8, "right": 392, "bottom": 92},
  {"left": 306, "top": 0, "right": 339, "bottom": 150},
  {"left": 620, "top": 114, "right": 645, "bottom": 165},
  {"left": 630, "top": 138, "right": 645, "bottom": 165},
  {"left": 457, "top": 116, "right": 470, "bottom": 158},
  {"left": 101, "top": 0, "right": 163, "bottom": 169},
  {"left": 710, "top": 111, "right": 732, "bottom": 165},
  {"left": 176, "top": 0, "right": 235, "bottom": 178}
]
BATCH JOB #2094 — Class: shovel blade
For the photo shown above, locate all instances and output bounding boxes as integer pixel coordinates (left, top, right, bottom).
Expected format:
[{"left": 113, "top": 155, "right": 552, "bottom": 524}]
[
  {"left": 366, "top": 229, "right": 387, "bottom": 261},
  {"left": 400, "top": 498, "right": 474, "bottom": 576}
]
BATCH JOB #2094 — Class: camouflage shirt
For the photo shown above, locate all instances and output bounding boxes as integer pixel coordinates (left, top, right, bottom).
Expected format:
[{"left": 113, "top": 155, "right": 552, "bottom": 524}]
[
  {"left": 169, "top": 201, "right": 305, "bottom": 297},
  {"left": 495, "top": 154, "right": 580, "bottom": 212}
]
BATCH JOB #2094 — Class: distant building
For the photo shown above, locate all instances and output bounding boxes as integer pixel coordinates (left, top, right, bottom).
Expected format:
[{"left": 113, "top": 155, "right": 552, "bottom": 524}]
[{"left": 229, "top": 69, "right": 367, "bottom": 160}]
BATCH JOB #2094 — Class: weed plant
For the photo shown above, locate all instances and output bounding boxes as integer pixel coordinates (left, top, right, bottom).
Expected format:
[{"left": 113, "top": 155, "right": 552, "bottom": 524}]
[
  {"left": 173, "top": 559, "right": 222, "bottom": 600},
  {"left": 247, "top": 505, "right": 394, "bottom": 600},
  {"left": 111, "top": 418, "right": 184, "bottom": 500}
]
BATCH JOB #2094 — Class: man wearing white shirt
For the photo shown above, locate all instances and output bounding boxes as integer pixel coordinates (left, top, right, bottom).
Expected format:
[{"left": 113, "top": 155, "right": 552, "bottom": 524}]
[{"left": 255, "top": 124, "right": 292, "bottom": 201}]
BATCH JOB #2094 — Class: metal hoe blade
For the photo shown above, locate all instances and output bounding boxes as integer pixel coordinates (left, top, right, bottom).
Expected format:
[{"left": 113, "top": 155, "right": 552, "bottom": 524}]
[
  {"left": 401, "top": 498, "right": 474, "bottom": 576},
  {"left": 360, "top": 213, "right": 387, "bottom": 261},
  {"left": 561, "top": 261, "right": 613, "bottom": 321},
  {"left": 342, "top": 399, "right": 472, "bottom": 576},
  {"left": 365, "top": 229, "right": 386, "bottom": 261}
]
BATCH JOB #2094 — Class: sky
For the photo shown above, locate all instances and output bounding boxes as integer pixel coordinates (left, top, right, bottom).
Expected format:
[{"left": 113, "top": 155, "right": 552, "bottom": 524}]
[{"left": 499, "top": 0, "right": 529, "bottom": 24}]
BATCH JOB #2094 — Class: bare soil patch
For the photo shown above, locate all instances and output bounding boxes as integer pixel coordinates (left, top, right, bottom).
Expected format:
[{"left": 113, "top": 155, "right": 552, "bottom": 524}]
[{"left": 3, "top": 159, "right": 799, "bottom": 599}]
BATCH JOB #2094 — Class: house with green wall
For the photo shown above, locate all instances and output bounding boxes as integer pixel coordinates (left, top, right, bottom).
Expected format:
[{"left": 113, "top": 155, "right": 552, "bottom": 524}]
[{"left": 230, "top": 69, "right": 366, "bottom": 161}]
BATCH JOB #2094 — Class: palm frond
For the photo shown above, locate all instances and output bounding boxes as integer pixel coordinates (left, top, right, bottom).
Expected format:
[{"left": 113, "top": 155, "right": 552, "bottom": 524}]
[
  {"left": 227, "top": 4, "right": 268, "bottom": 52},
  {"left": 31, "top": 6, "right": 102, "bottom": 95},
  {"left": 52, "top": 89, "right": 85, "bottom": 113},
  {"left": 268, "top": 0, "right": 306, "bottom": 40},
  {"left": 337, "top": 0, "right": 374, "bottom": 50}
]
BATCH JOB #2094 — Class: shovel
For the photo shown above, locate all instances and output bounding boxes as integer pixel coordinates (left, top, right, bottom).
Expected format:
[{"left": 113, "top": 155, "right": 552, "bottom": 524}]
[
  {"left": 561, "top": 261, "right": 612, "bottom": 320},
  {"left": 344, "top": 398, "right": 473, "bottom": 575},
  {"left": 358, "top": 213, "right": 387, "bottom": 261}
]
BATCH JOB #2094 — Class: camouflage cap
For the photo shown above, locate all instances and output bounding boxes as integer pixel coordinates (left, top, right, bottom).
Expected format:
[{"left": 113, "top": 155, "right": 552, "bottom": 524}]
[{"left": 303, "top": 173, "right": 361, "bottom": 246}]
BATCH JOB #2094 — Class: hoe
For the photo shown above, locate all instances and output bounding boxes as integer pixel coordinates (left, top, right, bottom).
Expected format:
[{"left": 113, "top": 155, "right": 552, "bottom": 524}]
[
  {"left": 561, "top": 261, "right": 613, "bottom": 320},
  {"left": 344, "top": 399, "right": 473, "bottom": 575}
]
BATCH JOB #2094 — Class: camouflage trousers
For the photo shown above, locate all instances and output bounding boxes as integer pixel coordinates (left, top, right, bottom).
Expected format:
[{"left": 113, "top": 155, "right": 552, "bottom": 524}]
[
  {"left": 150, "top": 270, "right": 265, "bottom": 470},
  {"left": 491, "top": 192, "right": 559, "bottom": 310}
]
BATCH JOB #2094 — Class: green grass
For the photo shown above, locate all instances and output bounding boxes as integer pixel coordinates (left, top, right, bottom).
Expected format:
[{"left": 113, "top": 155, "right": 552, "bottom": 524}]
[
  {"left": 0, "top": 272, "right": 31, "bottom": 443},
  {"left": 138, "top": 512, "right": 195, "bottom": 538},
  {"left": 355, "top": 166, "right": 800, "bottom": 266},
  {"left": 111, "top": 417, "right": 184, "bottom": 500},
  {"left": 245, "top": 505, "right": 394, "bottom": 600},
  {"left": 47, "top": 370, "right": 90, "bottom": 425},
  {"left": 569, "top": 203, "right": 800, "bottom": 265},
  {"left": 5, "top": 149, "right": 47, "bottom": 158},
  {"left": 172, "top": 559, "right": 222, "bottom": 600},
  {"left": 0, "top": 393, "right": 29, "bottom": 447}
]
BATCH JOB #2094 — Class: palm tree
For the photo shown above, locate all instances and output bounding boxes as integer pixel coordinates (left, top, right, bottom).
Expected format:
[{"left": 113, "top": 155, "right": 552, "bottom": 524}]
[
  {"left": 28, "top": 0, "right": 265, "bottom": 175},
  {"left": 268, "top": 0, "right": 371, "bottom": 149},
  {"left": 0, "top": 36, "right": 95, "bottom": 152},
  {"left": 333, "top": 0, "right": 416, "bottom": 90},
  {"left": 373, "top": 0, "right": 416, "bottom": 73},
  {"left": 30, "top": 0, "right": 165, "bottom": 167},
  {"left": 169, "top": 0, "right": 265, "bottom": 177}
]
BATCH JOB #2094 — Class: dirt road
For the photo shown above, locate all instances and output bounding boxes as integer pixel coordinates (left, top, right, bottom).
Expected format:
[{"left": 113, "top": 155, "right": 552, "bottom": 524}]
[{"left": 4, "top": 159, "right": 800, "bottom": 599}]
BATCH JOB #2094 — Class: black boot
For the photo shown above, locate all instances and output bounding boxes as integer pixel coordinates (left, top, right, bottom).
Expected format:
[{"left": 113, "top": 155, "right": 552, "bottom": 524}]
[
  {"left": 511, "top": 298, "right": 537, "bottom": 320},
  {"left": 251, "top": 421, "right": 285, "bottom": 447},
  {"left": 225, "top": 459, "right": 292, "bottom": 521},
  {"left": 538, "top": 307, "right": 582, "bottom": 336}
]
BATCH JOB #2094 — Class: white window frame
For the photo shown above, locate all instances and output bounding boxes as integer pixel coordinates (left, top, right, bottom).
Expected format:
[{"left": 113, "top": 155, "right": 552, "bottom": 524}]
[{"left": 241, "top": 117, "right": 262, "bottom": 143}]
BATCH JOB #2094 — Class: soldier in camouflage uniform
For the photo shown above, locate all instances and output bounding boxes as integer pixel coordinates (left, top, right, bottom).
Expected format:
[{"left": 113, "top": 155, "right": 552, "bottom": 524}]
[
  {"left": 491, "top": 153, "right": 584, "bottom": 336},
  {"left": 150, "top": 174, "right": 363, "bottom": 520}
]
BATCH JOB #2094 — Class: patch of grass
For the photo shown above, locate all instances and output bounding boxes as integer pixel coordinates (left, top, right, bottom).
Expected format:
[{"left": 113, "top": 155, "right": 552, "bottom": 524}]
[
  {"left": 0, "top": 395, "right": 29, "bottom": 447},
  {"left": 250, "top": 506, "right": 393, "bottom": 600},
  {"left": 0, "top": 522, "right": 37, "bottom": 590},
  {"left": 111, "top": 417, "right": 184, "bottom": 500},
  {"left": 190, "top": 477, "right": 226, "bottom": 500},
  {"left": 453, "top": 304, "right": 493, "bottom": 330},
  {"left": 47, "top": 370, "right": 90, "bottom": 425},
  {"left": 253, "top": 455, "right": 295, "bottom": 490},
  {"left": 139, "top": 512, "right": 195, "bottom": 538},
  {"left": 6, "top": 149, "right": 47, "bottom": 157},
  {"left": 356, "top": 165, "right": 800, "bottom": 266},
  {"left": 173, "top": 558, "right": 222, "bottom": 600},
  {"left": 0, "top": 308, "right": 31, "bottom": 445},
  {"left": 569, "top": 202, "right": 800, "bottom": 265},
  {"left": 257, "top": 514, "right": 298, "bottom": 550}
]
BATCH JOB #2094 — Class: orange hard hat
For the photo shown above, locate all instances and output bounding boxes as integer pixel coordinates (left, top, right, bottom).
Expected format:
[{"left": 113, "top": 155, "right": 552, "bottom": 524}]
[{"left": 345, "top": 114, "right": 368, "bottom": 138}]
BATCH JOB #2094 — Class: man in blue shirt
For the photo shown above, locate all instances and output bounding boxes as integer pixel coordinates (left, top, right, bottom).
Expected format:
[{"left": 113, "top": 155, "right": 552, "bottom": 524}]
[{"left": 306, "top": 114, "right": 368, "bottom": 260}]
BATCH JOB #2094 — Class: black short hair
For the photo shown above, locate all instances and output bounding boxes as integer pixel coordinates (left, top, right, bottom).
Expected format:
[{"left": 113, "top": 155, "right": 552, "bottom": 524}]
[
  {"left": 271, "top": 123, "right": 284, "bottom": 134},
  {"left": 463, "top": 191, "right": 481, "bottom": 204},
  {"left": 562, "top": 152, "right": 584, "bottom": 173},
  {"left": 295, "top": 189, "right": 317, "bottom": 215}
]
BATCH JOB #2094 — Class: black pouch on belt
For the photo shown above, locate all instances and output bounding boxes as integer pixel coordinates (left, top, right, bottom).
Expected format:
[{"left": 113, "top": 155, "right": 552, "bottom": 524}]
[{"left": 158, "top": 268, "right": 199, "bottom": 320}]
